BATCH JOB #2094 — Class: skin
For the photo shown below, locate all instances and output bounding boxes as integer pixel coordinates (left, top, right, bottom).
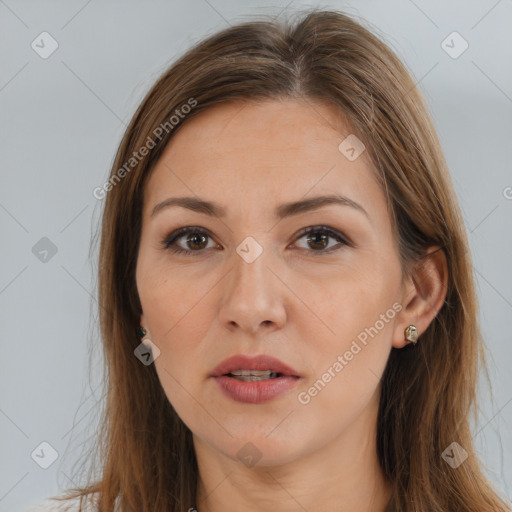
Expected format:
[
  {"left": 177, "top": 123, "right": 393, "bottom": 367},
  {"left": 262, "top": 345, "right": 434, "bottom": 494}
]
[{"left": 135, "top": 98, "right": 447, "bottom": 512}]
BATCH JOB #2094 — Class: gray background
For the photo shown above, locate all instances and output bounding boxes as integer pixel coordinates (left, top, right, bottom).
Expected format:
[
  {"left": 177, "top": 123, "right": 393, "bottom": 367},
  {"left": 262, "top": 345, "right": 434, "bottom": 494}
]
[{"left": 1, "top": 1, "right": 511, "bottom": 510}]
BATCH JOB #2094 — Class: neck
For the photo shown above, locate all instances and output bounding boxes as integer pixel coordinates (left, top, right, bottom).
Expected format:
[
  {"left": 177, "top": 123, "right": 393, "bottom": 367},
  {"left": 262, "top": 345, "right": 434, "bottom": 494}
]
[{"left": 193, "top": 391, "right": 392, "bottom": 512}]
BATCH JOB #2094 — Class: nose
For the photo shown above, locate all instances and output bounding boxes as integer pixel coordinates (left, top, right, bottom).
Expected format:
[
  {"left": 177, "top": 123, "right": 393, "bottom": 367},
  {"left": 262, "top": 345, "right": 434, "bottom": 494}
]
[{"left": 218, "top": 243, "right": 287, "bottom": 335}]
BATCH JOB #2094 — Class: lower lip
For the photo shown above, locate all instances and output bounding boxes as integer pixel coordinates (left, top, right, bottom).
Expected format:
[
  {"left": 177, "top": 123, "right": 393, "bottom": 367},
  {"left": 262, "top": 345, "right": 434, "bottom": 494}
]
[{"left": 213, "top": 375, "right": 300, "bottom": 404}]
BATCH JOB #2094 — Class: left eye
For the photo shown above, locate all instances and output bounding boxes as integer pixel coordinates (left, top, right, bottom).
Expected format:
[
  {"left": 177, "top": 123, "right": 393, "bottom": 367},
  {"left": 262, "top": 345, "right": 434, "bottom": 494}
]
[
  {"left": 293, "top": 226, "right": 349, "bottom": 253},
  {"left": 161, "top": 225, "right": 350, "bottom": 256}
]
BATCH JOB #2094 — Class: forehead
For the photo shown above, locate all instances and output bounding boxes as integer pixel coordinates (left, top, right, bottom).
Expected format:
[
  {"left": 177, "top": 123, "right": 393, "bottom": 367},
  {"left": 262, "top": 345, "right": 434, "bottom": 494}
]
[{"left": 143, "top": 99, "right": 384, "bottom": 221}]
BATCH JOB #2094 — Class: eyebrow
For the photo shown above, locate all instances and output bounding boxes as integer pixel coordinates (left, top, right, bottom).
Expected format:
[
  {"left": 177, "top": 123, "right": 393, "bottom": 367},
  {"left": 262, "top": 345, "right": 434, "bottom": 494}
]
[{"left": 150, "top": 193, "right": 369, "bottom": 221}]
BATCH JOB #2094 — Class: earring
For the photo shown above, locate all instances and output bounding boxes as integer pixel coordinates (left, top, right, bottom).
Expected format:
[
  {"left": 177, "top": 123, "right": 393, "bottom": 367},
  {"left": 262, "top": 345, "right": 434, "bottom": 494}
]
[
  {"left": 404, "top": 325, "right": 418, "bottom": 344},
  {"left": 137, "top": 326, "right": 147, "bottom": 338}
]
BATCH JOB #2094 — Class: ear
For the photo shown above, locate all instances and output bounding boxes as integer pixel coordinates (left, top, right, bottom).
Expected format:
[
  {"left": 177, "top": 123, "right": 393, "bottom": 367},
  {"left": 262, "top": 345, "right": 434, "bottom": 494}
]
[{"left": 392, "top": 246, "right": 448, "bottom": 349}]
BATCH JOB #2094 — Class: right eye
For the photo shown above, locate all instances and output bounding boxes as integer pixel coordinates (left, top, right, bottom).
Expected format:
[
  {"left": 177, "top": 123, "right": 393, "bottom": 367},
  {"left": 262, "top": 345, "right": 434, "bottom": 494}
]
[{"left": 161, "top": 226, "right": 220, "bottom": 255}]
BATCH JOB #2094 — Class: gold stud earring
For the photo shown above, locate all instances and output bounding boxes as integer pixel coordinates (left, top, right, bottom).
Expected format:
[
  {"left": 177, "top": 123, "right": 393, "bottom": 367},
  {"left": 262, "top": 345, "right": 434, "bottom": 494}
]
[{"left": 404, "top": 324, "right": 418, "bottom": 344}]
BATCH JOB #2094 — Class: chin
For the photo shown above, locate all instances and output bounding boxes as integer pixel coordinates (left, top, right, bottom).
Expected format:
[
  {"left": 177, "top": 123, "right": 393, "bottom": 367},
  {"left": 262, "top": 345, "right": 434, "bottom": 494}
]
[{"left": 195, "top": 423, "right": 314, "bottom": 468}]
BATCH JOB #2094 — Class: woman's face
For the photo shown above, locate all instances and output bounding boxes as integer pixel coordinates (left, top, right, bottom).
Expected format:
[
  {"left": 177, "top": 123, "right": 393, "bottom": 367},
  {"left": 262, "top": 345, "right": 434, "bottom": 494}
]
[{"left": 136, "top": 98, "right": 410, "bottom": 466}]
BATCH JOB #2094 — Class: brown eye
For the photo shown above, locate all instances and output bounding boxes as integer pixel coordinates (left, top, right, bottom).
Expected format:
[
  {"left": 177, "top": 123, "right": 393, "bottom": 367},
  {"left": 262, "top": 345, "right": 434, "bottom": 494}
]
[
  {"left": 306, "top": 232, "right": 329, "bottom": 250},
  {"left": 162, "top": 225, "right": 350, "bottom": 257},
  {"left": 185, "top": 233, "right": 208, "bottom": 250},
  {"left": 294, "top": 226, "right": 350, "bottom": 253},
  {"left": 161, "top": 227, "right": 218, "bottom": 255}
]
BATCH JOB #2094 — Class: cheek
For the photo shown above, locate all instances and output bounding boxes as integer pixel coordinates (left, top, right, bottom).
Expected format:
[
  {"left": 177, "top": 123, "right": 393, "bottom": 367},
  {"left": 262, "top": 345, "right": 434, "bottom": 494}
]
[
  {"left": 292, "top": 260, "right": 398, "bottom": 398},
  {"left": 296, "top": 315, "right": 392, "bottom": 427},
  {"left": 142, "top": 274, "right": 216, "bottom": 379},
  {"left": 139, "top": 263, "right": 214, "bottom": 335},
  {"left": 295, "top": 257, "right": 398, "bottom": 342}
]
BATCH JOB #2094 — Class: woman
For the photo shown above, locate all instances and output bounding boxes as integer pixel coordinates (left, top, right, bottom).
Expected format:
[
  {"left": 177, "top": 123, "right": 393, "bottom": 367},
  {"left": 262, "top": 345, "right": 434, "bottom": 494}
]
[{"left": 32, "top": 8, "right": 511, "bottom": 512}]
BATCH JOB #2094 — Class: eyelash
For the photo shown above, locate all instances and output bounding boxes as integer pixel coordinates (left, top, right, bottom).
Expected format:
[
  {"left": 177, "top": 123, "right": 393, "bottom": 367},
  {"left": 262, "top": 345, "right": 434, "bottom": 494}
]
[{"left": 161, "top": 225, "right": 351, "bottom": 256}]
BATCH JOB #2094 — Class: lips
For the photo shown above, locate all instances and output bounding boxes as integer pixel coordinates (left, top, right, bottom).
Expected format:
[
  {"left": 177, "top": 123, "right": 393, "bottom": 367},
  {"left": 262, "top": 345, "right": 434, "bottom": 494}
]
[
  {"left": 210, "top": 354, "right": 301, "bottom": 378},
  {"left": 211, "top": 354, "right": 301, "bottom": 404}
]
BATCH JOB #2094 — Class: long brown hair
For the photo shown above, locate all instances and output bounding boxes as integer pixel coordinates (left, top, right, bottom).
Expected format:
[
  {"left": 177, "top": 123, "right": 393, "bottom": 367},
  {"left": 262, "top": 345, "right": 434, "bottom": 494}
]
[{"left": 53, "top": 8, "right": 510, "bottom": 512}]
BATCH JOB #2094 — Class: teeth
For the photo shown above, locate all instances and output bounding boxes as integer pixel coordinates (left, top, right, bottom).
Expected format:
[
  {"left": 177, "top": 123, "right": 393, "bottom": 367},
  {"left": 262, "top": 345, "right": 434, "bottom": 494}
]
[
  {"left": 230, "top": 369, "right": 276, "bottom": 377},
  {"left": 231, "top": 374, "right": 279, "bottom": 382},
  {"left": 228, "top": 370, "right": 281, "bottom": 381}
]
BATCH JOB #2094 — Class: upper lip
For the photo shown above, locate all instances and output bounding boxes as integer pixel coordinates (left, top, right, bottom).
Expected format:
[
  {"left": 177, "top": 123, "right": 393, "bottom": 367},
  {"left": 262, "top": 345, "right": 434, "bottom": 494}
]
[{"left": 211, "top": 354, "right": 301, "bottom": 378}]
